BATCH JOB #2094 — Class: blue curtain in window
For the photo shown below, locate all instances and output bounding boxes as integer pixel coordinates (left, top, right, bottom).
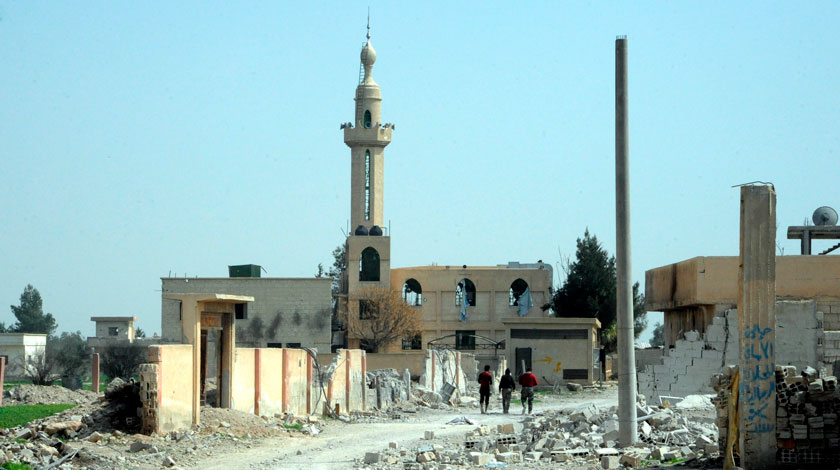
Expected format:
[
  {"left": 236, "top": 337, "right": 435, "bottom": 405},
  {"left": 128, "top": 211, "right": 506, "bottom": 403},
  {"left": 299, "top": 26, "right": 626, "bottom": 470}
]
[
  {"left": 459, "top": 281, "right": 468, "bottom": 322},
  {"left": 517, "top": 287, "right": 532, "bottom": 317}
]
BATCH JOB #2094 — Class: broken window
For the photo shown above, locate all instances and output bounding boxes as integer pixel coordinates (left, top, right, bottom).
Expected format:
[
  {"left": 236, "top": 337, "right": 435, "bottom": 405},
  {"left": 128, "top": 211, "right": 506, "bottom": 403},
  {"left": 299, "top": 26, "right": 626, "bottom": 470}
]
[
  {"left": 509, "top": 278, "right": 528, "bottom": 306},
  {"left": 364, "top": 110, "right": 372, "bottom": 128},
  {"left": 455, "top": 279, "right": 476, "bottom": 306},
  {"left": 455, "top": 330, "right": 476, "bottom": 350},
  {"left": 402, "top": 334, "right": 422, "bottom": 350},
  {"left": 364, "top": 150, "right": 371, "bottom": 220},
  {"left": 235, "top": 303, "right": 248, "bottom": 320},
  {"left": 108, "top": 327, "right": 120, "bottom": 336},
  {"left": 403, "top": 278, "right": 422, "bottom": 306},
  {"left": 359, "top": 299, "right": 375, "bottom": 319},
  {"left": 359, "top": 246, "right": 380, "bottom": 281}
]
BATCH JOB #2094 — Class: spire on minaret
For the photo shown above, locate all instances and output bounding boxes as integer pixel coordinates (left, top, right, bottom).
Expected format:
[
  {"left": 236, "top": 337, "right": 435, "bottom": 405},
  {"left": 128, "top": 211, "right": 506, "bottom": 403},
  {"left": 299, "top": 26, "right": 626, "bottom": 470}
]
[{"left": 366, "top": 8, "right": 371, "bottom": 41}]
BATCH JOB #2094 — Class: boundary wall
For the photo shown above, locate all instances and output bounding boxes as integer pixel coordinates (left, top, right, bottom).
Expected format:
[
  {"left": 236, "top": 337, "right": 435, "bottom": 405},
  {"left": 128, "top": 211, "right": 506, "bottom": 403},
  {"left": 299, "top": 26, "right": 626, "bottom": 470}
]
[
  {"left": 141, "top": 344, "right": 194, "bottom": 434},
  {"left": 322, "top": 349, "right": 367, "bottom": 414}
]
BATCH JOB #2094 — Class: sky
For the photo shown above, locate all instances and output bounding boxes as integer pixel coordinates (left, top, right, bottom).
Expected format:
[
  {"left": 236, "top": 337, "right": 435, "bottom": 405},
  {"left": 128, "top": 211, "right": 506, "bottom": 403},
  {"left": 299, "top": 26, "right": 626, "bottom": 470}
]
[{"left": 1, "top": 2, "right": 839, "bottom": 342}]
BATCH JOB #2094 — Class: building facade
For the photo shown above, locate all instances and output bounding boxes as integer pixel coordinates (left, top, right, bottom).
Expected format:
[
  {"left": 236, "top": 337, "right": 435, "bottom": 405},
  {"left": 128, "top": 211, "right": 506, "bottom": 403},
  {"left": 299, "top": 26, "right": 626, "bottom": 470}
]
[
  {"left": 162, "top": 277, "right": 331, "bottom": 352},
  {"left": 0, "top": 333, "right": 47, "bottom": 379}
]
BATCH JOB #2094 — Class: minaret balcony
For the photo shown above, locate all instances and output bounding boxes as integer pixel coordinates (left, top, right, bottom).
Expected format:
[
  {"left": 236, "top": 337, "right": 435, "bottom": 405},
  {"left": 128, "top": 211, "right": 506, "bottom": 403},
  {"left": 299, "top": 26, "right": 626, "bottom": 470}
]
[{"left": 344, "top": 126, "right": 392, "bottom": 147}]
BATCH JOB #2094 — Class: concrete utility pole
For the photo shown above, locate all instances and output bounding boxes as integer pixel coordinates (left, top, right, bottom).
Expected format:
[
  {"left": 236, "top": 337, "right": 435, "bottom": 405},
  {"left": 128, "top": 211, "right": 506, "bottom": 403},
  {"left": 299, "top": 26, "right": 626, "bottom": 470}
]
[
  {"left": 737, "top": 185, "right": 777, "bottom": 469},
  {"left": 615, "top": 35, "right": 637, "bottom": 447}
]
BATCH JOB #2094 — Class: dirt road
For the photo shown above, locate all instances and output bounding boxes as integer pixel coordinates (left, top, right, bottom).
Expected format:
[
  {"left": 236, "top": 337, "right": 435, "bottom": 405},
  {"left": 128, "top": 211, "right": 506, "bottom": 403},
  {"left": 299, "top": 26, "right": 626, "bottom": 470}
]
[{"left": 190, "top": 388, "right": 619, "bottom": 470}]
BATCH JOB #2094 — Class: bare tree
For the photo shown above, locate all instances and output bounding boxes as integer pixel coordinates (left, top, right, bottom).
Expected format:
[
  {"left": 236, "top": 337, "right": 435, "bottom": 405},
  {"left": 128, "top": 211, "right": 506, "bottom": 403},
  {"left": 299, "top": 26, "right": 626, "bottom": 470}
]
[
  {"left": 347, "top": 287, "right": 421, "bottom": 353},
  {"left": 23, "top": 347, "right": 58, "bottom": 385},
  {"left": 100, "top": 342, "right": 147, "bottom": 380}
]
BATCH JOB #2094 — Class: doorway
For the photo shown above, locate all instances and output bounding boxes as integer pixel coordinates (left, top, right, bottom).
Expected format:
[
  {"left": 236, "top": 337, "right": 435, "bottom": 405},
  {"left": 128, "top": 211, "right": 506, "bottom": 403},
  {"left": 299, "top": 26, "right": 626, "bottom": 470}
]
[
  {"left": 200, "top": 313, "right": 226, "bottom": 407},
  {"left": 515, "top": 347, "right": 532, "bottom": 378}
]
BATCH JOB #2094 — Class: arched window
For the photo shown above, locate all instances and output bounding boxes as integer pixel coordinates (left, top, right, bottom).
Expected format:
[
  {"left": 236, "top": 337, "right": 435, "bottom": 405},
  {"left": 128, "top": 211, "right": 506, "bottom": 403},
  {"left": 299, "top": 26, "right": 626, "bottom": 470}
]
[
  {"left": 510, "top": 279, "right": 528, "bottom": 306},
  {"left": 364, "top": 150, "right": 371, "bottom": 221},
  {"left": 364, "top": 110, "right": 372, "bottom": 128},
  {"left": 455, "top": 278, "right": 476, "bottom": 306},
  {"left": 359, "top": 247, "right": 380, "bottom": 281},
  {"left": 403, "top": 279, "right": 422, "bottom": 306}
]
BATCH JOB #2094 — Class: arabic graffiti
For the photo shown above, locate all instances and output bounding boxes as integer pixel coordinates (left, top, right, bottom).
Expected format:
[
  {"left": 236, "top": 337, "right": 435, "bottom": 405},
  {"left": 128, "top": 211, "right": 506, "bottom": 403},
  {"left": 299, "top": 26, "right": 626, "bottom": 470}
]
[{"left": 742, "top": 324, "right": 775, "bottom": 434}]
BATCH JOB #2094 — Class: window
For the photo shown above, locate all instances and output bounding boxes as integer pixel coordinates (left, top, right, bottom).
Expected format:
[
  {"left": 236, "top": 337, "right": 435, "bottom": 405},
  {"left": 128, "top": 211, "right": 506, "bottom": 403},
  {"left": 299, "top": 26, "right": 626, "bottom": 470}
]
[
  {"left": 364, "top": 110, "right": 372, "bottom": 128},
  {"left": 108, "top": 327, "right": 120, "bottom": 336},
  {"left": 359, "top": 339, "right": 375, "bottom": 353},
  {"left": 455, "top": 279, "right": 476, "bottom": 306},
  {"left": 360, "top": 247, "right": 380, "bottom": 281},
  {"left": 455, "top": 330, "right": 476, "bottom": 350},
  {"left": 402, "top": 334, "right": 422, "bottom": 350},
  {"left": 364, "top": 150, "right": 371, "bottom": 220},
  {"left": 403, "top": 278, "right": 422, "bottom": 306},
  {"left": 359, "top": 299, "right": 374, "bottom": 319},
  {"left": 509, "top": 279, "right": 528, "bottom": 306},
  {"left": 267, "top": 342, "right": 283, "bottom": 348},
  {"left": 286, "top": 343, "right": 301, "bottom": 348},
  {"left": 235, "top": 303, "right": 248, "bottom": 320}
]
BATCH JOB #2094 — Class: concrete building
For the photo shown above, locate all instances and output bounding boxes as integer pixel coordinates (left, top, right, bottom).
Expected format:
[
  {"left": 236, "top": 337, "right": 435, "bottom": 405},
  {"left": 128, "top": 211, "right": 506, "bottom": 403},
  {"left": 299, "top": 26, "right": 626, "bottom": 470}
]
[
  {"left": 0, "top": 333, "right": 47, "bottom": 379},
  {"left": 161, "top": 276, "right": 332, "bottom": 352},
  {"left": 336, "top": 30, "right": 600, "bottom": 384},
  {"left": 640, "top": 255, "right": 840, "bottom": 402}
]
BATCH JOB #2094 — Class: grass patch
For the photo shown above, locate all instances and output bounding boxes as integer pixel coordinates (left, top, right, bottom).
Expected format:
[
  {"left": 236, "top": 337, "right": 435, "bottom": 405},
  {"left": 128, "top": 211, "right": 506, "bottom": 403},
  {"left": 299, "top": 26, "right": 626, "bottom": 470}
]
[
  {"left": 4, "top": 462, "right": 33, "bottom": 470},
  {"left": 0, "top": 404, "right": 77, "bottom": 429},
  {"left": 283, "top": 423, "right": 303, "bottom": 430}
]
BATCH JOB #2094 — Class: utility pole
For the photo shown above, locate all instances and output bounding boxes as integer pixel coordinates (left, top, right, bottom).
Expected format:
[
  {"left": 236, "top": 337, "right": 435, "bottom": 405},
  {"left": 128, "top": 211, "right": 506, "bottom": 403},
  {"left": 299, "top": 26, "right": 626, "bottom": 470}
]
[{"left": 615, "top": 35, "right": 638, "bottom": 447}]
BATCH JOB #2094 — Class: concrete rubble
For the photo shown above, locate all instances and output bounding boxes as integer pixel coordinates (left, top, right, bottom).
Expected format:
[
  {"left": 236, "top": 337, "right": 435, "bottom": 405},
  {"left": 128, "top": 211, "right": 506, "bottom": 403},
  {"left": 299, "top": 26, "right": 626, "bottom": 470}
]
[
  {"left": 713, "top": 363, "right": 840, "bottom": 467},
  {"left": 353, "top": 398, "right": 719, "bottom": 469}
]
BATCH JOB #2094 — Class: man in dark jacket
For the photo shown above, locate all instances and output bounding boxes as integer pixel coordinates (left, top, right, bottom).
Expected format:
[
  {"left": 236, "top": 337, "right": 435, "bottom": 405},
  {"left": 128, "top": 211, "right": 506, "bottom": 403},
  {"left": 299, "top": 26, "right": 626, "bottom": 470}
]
[
  {"left": 518, "top": 367, "right": 538, "bottom": 414},
  {"left": 498, "top": 368, "right": 516, "bottom": 414},
  {"left": 478, "top": 365, "right": 493, "bottom": 414}
]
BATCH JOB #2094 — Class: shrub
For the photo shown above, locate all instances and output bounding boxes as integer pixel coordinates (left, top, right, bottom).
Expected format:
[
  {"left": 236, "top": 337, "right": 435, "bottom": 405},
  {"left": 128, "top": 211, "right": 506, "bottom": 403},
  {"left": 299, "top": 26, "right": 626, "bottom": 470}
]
[{"left": 100, "top": 342, "right": 147, "bottom": 379}]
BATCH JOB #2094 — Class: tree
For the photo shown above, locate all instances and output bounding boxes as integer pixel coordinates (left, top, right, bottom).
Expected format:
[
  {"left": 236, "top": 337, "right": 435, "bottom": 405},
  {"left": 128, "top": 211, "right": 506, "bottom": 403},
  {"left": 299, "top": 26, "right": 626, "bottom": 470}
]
[
  {"left": 135, "top": 328, "right": 146, "bottom": 338},
  {"left": 547, "top": 230, "right": 646, "bottom": 352},
  {"left": 650, "top": 322, "right": 664, "bottom": 348},
  {"left": 327, "top": 244, "right": 347, "bottom": 296},
  {"left": 53, "top": 331, "right": 88, "bottom": 377},
  {"left": 100, "top": 342, "right": 147, "bottom": 380},
  {"left": 347, "top": 287, "right": 421, "bottom": 353},
  {"left": 9, "top": 284, "right": 57, "bottom": 335}
]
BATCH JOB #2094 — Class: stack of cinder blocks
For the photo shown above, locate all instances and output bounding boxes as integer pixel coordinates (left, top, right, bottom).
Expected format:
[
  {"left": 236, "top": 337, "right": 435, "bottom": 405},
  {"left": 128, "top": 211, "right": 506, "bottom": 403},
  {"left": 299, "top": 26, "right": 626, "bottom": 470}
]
[
  {"left": 710, "top": 365, "right": 737, "bottom": 454},
  {"left": 774, "top": 365, "right": 840, "bottom": 466},
  {"left": 139, "top": 363, "right": 160, "bottom": 435}
]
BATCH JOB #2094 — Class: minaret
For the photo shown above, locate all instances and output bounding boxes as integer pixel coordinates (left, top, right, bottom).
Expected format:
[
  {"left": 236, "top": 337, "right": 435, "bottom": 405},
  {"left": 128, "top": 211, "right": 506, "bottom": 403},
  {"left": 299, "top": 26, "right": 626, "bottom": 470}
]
[
  {"left": 341, "top": 23, "right": 393, "bottom": 350},
  {"left": 344, "top": 22, "right": 392, "bottom": 233}
]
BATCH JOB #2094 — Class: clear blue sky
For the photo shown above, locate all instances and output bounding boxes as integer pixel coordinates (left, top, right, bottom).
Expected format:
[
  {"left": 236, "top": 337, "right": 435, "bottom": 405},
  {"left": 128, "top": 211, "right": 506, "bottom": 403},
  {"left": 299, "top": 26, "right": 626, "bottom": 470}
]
[{"left": 2, "top": 2, "right": 839, "bottom": 341}]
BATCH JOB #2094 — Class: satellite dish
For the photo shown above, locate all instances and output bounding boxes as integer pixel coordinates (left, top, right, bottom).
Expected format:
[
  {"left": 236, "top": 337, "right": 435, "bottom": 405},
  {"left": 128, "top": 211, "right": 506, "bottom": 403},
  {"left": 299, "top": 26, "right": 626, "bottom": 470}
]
[{"left": 812, "top": 206, "right": 838, "bottom": 226}]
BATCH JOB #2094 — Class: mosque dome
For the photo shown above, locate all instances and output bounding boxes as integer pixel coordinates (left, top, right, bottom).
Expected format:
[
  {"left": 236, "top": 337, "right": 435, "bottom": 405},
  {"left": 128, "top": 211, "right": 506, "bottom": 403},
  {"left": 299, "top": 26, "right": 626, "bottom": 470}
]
[{"left": 361, "top": 41, "right": 377, "bottom": 67}]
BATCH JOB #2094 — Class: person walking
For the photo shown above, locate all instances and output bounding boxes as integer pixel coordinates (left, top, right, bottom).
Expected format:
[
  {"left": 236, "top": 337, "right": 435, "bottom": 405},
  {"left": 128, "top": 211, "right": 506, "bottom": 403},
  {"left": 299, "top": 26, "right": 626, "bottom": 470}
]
[
  {"left": 498, "top": 368, "right": 516, "bottom": 414},
  {"left": 477, "top": 365, "right": 493, "bottom": 414},
  {"left": 518, "top": 367, "right": 538, "bottom": 414}
]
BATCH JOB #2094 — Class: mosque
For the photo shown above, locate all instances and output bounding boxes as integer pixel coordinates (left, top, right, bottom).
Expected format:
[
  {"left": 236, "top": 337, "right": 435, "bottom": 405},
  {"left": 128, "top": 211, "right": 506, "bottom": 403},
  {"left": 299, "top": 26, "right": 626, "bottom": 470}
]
[{"left": 337, "top": 27, "right": 600, "bottom": 382}]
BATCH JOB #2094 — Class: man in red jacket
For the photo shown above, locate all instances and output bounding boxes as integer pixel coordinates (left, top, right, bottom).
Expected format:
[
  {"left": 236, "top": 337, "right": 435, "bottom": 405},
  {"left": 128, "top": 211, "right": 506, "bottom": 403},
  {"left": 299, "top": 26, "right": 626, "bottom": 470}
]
[
  {"left": 518, "top": 367, "right": 538, "bottom": 414},
  {"left": 477, "top": 365, "right": 493, "bottom": 414}
]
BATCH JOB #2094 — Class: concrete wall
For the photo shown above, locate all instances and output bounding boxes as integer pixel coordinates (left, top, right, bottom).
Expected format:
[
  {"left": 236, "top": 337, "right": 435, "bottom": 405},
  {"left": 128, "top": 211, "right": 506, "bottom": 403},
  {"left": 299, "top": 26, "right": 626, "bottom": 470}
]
[
  {"left": 638, "top": 301, "right": 824, "bottom": 403},
  {"left": 141, "top": 344, "right": 195, "bottom": 434},
  {"left": 321, "top": 351, "right": 426, "bottom": 379},
  {"left": 232, "top": 347, "right": 313, "bottom": 417},
  {"left": 323, "top": 349, "right": 367, "bottom": 414},
  {"left": 161, "top": 278, "right": 331, "bottom": 351},
  {"left": 420, "top": 349, "right": 470, "bottom": 395}
]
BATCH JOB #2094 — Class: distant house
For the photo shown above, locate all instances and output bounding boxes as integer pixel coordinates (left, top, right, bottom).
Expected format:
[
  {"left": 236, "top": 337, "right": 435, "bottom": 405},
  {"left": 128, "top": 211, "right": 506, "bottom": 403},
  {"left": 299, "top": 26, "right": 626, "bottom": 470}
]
[{"left": 0, "top": 333, "right": 47, "bottom": 379}]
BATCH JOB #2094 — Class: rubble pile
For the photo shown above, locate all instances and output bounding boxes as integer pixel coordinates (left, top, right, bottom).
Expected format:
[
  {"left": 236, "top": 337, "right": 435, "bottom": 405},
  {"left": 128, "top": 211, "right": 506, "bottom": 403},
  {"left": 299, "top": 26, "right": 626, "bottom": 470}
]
[
  {"left": 3, "top": 384, "right": 98, "bottom": 405},
  {"left": 367, "top": 368, "right": 412, "bottom": 410},
  {"left": 715, "top": 364, "right": 840, "bottom": 467},
  {"left": 355, "top": 400, "right": 719, "bottom": 469}
]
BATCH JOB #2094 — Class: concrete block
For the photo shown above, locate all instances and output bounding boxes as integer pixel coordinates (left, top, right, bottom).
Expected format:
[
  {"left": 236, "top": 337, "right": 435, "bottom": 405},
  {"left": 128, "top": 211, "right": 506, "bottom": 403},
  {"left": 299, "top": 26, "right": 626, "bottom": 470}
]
[
  {"left": 684, "top": 331, "right": 700, "bottom": 342},
  {"left": 601, "top": 455, "right": 620, "bottom": 469},
  {"left": 364, "top": 452, "right": 381, "bottom": 464},
  {"left": 416, "top": 452, "right": 436, "bottom": 463},
  {"left": 524, "top": 451, "right": 542, "bottom": 461},
  {"left": 468, "top": 452, "right": 491, "bottom": 465},
  {"left": 424, "top": 431, "right": 435, "bottom": 440},
  {"left": 620, "top": 453, "right": 642, "bottom": 467},
  {"left": 498, "top": 423, "right": 515, "bottom": 434},
  {"left": 496, "top": 452, "right": 521, "bottom": 463}
]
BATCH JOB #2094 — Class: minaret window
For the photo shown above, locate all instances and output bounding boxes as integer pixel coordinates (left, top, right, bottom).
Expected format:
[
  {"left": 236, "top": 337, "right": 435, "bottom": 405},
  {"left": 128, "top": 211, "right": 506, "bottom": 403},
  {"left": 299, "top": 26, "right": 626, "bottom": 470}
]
[
  {"left": 360, "top": 247, "right": 380, "bottom": 282},
  {"left": 509, "top": 279, "right": 529, "bottom": 306},
  {"left": 364, "top": 110, "right": 372, "bottom": 128},
  {"left": 364, "top": 150, "right": 371, "bottom": 220},
  {"left": 455, "top": 279, "right": 477, "bottom": 306},
  {"left": 403, "top": 279, "right": 422, "bottom": 306}
]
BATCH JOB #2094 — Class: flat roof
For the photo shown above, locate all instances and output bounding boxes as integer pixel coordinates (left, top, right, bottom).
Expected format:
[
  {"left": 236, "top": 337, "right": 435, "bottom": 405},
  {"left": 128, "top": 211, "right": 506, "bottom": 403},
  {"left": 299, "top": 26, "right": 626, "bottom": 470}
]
[
  {"left": 162, "top": 293, "right": 255, "bottom": 303},
  {"left": 91, "top": 316, "right": 137, "bottom": 322},
  {"left": 161, "top": 277, "right": 330, "bottom": 281}
]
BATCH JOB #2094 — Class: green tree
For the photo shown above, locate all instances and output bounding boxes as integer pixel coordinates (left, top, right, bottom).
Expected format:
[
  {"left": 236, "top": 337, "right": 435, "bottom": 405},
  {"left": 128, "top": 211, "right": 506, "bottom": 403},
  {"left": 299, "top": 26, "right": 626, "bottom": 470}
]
[
  {"left": 135, "top": 328, "right": 146, "bottom": 338},
  {"left": 650, "top": 322, "right": 664, "bottom": 348},
  {"left": 547, "top": 230, "right": 646, "bottom": 352},
  {"left": 9, "top": 284, "right": 57, "bottom": 335},
  {"left": 53, "top": 331, "right": 88, "bottom": 377}
]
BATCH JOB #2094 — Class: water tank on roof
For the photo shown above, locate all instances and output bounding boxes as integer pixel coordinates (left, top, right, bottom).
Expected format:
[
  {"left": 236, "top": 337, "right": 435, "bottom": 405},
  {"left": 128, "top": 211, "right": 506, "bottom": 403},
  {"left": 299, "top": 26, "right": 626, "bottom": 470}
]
[
  {"left": 354, "top": 225, "right": 369, "bottom": 236},
  {"left": 369, "top": 225, "right": 383, "bottom": 236},
  {"left": 228, "top": 264, "right": 262, "bottom": 278}
]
